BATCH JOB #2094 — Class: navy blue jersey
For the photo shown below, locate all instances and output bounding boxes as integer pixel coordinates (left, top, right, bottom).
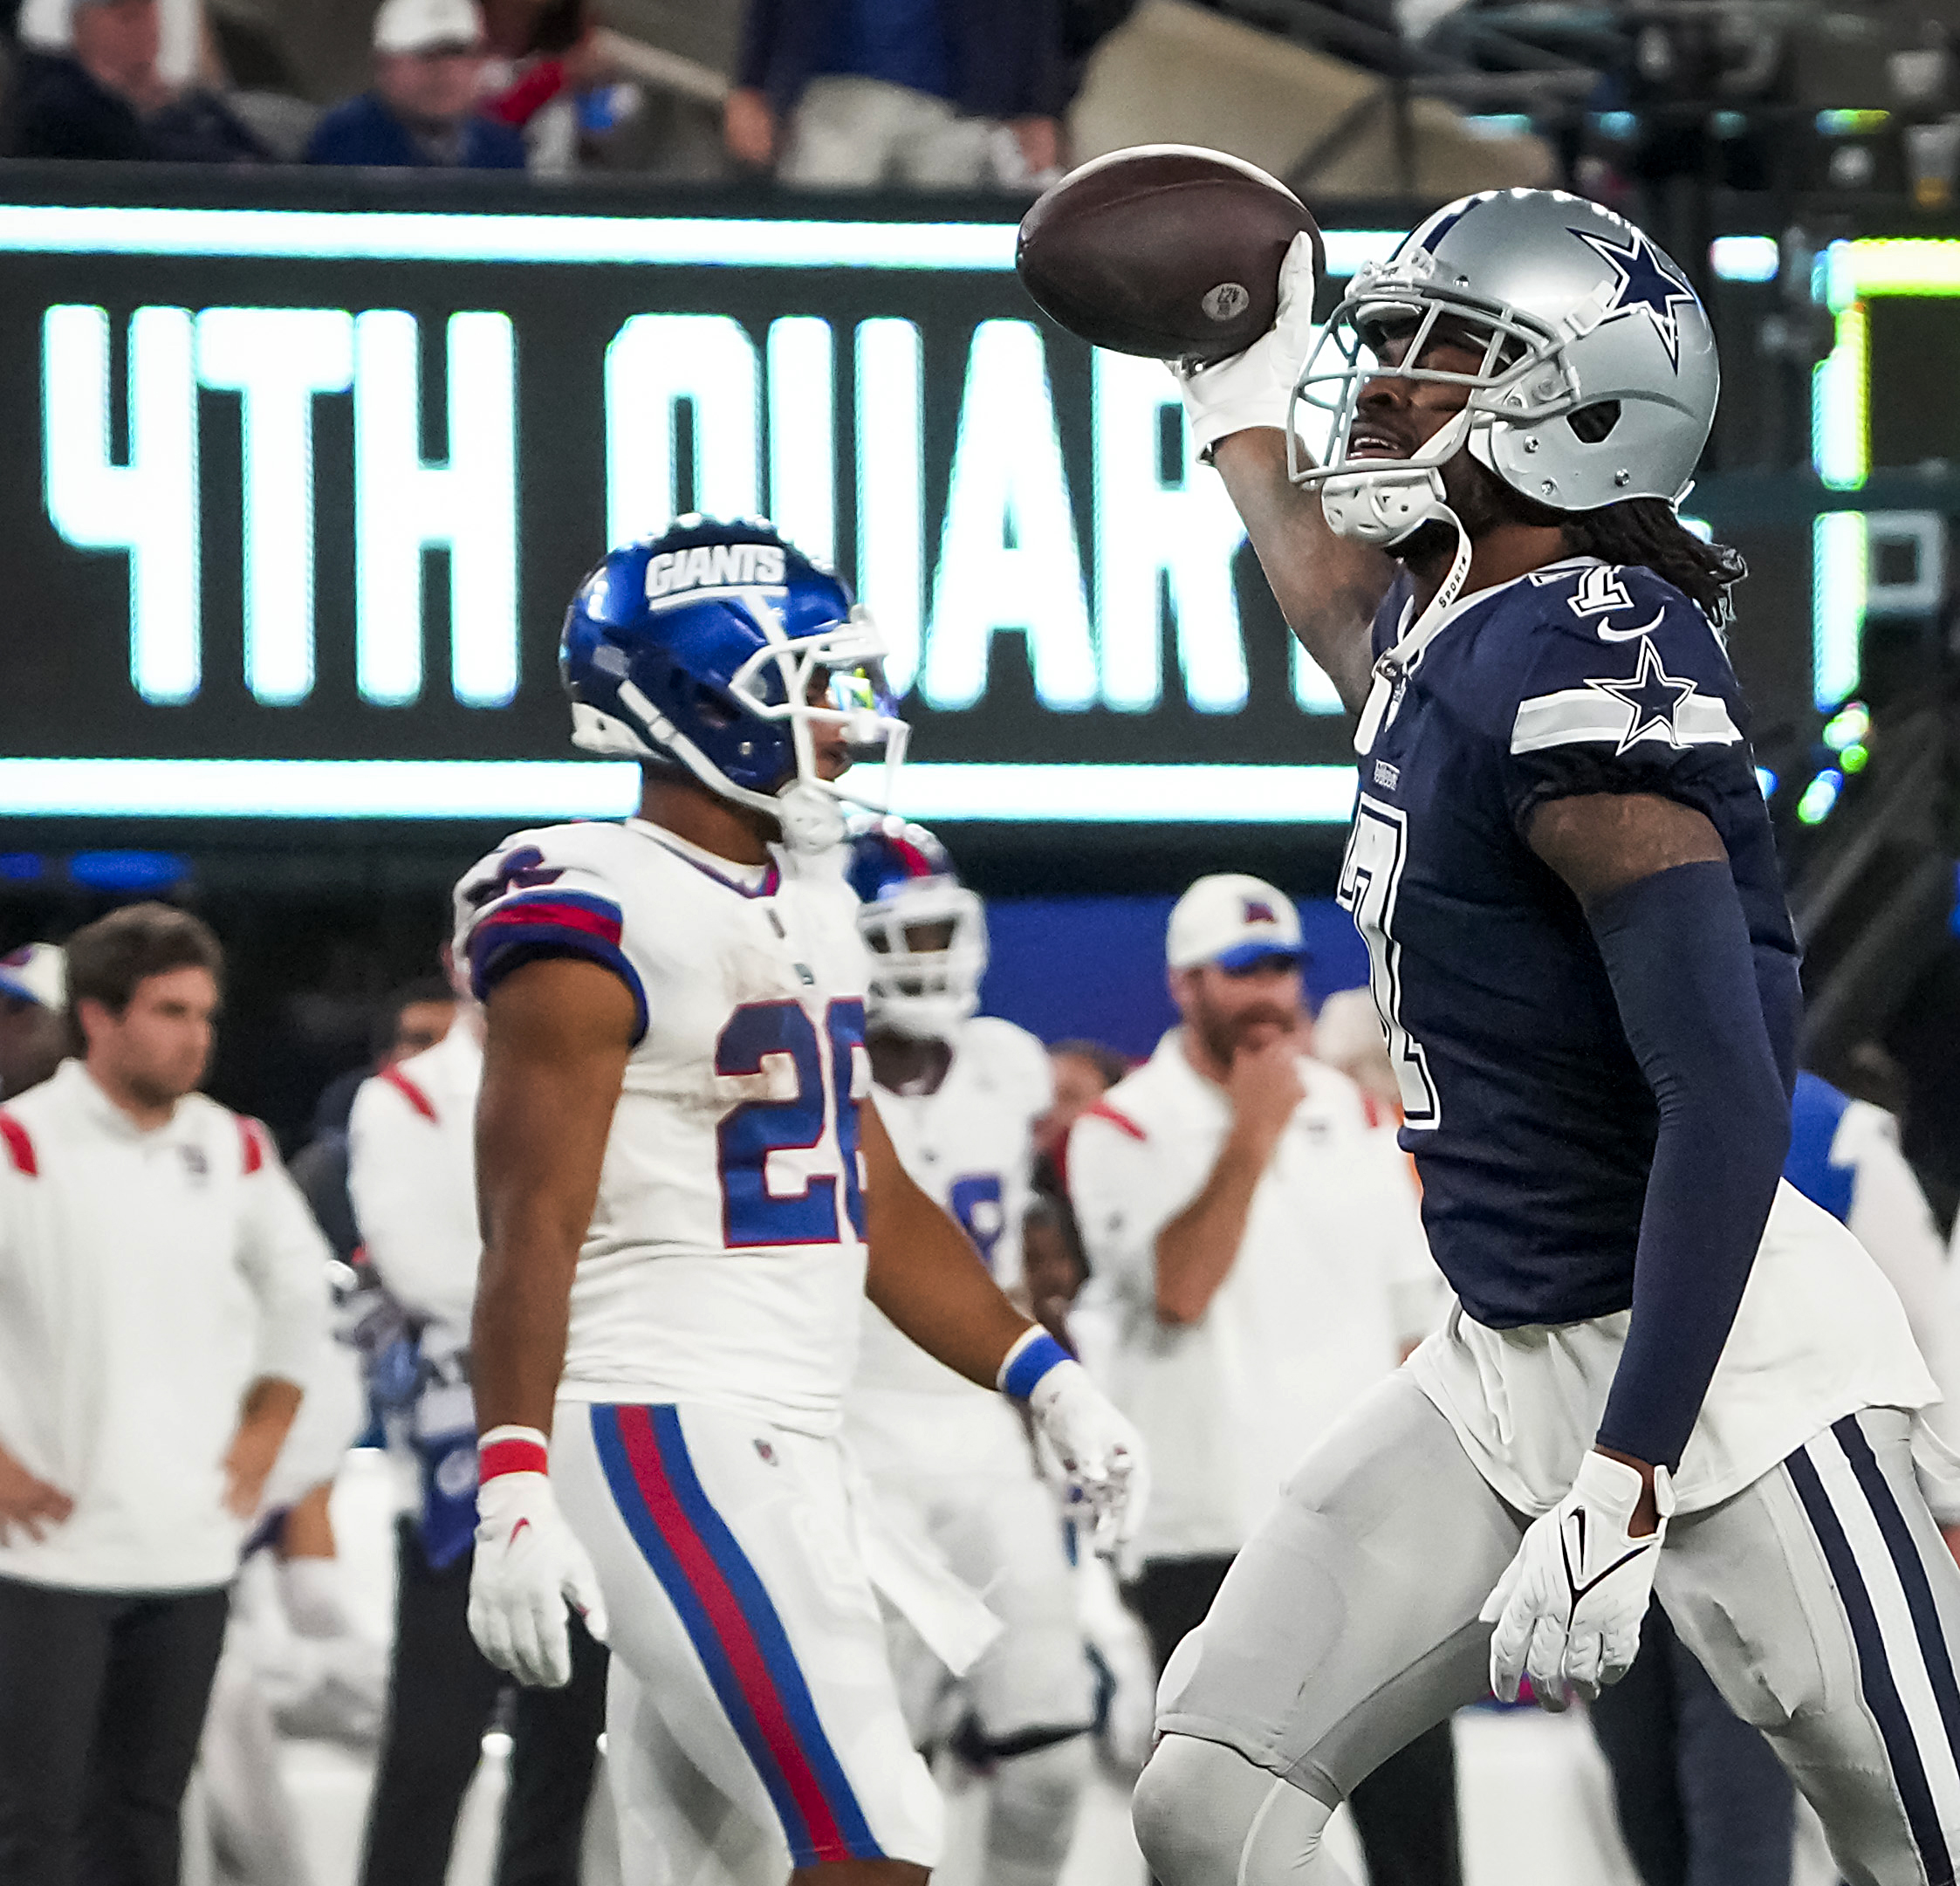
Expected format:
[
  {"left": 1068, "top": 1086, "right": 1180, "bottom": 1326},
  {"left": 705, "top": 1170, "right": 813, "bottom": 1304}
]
[{"left": 1342, "top": 556, "right": 1799, "bottom": 1327}]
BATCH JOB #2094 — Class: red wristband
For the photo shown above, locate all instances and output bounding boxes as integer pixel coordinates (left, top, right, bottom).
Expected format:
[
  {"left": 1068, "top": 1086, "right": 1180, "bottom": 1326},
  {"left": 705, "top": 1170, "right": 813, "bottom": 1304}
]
[{"left": 478, "top": 1436, "right": 550, "bottom": 1481}]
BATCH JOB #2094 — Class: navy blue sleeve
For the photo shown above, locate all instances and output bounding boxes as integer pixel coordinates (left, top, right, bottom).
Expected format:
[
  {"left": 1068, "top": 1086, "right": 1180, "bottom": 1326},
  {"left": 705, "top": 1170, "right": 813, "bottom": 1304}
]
[
  {"left": 1498, "top": 570, "right": 1755, "bottom": 838},
  {"left": 1589, "top": 861, "right": 1792, "bottom": 1471}
]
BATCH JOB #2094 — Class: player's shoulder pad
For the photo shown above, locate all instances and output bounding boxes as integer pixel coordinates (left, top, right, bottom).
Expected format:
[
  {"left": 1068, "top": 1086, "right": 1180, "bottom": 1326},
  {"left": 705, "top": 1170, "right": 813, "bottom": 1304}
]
[
  {"left": 1492, "top": 561, "right": 1743, "bottom": 764},
  {"left": 956, "top": 1019, "right": 1050, "bottom": 1113},
  {"left": 454, "top": 822, "right": 649, "bottom": 1041}
]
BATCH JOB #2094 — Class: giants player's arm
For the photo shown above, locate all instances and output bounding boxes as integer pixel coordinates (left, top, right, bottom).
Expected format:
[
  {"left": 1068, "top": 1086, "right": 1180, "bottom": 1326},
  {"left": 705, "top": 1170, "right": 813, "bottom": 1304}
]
[
  {"left": 860, "top": 1099, "right": 1037, "bottom": 1386},
  {"left": 1528, "top": 792, "right": 1792, "bottom": 1531},
  {"left": 1210, "top": 429, "right": 1396, "bottom": 716},
  {"left": 471, "top": 957, "right": 636, "bottom": 1435}
]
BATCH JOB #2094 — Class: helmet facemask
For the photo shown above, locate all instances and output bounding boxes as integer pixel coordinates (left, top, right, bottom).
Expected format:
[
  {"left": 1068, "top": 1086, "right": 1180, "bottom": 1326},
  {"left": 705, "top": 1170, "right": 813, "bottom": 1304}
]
[
  {"left": 725, "top": 604, "right": 909, "bottom": 852},
  {"left": 858, "top": 878, "right": 988, "bottom": 1041},
  {"left": 573, "top": 593, "right": 910, "bottom": 854},
  {"left": 1288, "top": 259, "right": 1582, "bottom": 548}
]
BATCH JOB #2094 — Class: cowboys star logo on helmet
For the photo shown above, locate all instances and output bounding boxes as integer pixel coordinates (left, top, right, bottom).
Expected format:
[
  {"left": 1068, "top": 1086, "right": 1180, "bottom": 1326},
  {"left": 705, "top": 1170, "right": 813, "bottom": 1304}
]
[{"left": 1566, "top": 223, "right": 1701, "bottom": 372}]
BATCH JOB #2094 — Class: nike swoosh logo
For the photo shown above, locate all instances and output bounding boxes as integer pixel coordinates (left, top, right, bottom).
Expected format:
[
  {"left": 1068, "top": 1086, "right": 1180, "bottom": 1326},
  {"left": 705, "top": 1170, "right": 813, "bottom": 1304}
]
[
  {"left": 1597, "top": 609, "right": 1668, "bottom": 642},
  {"left": 511, "top": 1519, "right": 531, "bottom": 1546}
]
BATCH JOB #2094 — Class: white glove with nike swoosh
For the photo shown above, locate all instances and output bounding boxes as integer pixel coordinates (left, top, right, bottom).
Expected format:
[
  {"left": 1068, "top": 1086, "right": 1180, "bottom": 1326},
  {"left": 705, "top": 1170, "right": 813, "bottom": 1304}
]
[
  {"left": 467, "top": 1426, "right": 609, "bottom": 1689},
  {"left": 1481, "top": 1450, "right": 1672, "bottom": 1710},
  {"left": 1170, "top": 230, "right": 1322, "bottom": 458}
]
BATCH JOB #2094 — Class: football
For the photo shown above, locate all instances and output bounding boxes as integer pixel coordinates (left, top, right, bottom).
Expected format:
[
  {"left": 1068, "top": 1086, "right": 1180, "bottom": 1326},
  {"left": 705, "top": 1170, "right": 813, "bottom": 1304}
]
[{"left": 1015, "top": 145, "right": 1324, "bottom": 363}]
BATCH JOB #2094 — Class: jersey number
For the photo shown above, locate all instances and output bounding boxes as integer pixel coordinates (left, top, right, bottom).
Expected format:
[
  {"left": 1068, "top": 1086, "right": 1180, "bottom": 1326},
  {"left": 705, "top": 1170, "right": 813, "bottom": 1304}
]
[
  {"left": 1337, "top": 796, "right": 1440, "bottom": 1128},
  {"left": 949, "top": 1174, "right": 1005, "bottom": 1274},
  {"left": 715, "top": 998, "right": 868, "bottom": 1248}
]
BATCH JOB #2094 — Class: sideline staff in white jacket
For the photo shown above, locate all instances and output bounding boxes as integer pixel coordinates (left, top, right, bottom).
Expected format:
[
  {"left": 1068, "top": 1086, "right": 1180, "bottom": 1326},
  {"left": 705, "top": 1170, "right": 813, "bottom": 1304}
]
[
  {"left": 0, "top": 903, "right": 327, "bottom": 1886},
  {"left": 347, "top": 1006, "right": 607, "bottom": 1886},
  {"left": 1067, "top": 875, "right": 1455, "bottom": 1886}
]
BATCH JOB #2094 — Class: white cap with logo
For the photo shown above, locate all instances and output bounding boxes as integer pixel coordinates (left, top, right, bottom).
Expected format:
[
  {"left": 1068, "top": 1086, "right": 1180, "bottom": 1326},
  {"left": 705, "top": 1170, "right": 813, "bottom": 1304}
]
[
  {"left": 373, "top": 0, "right": 481, "bottom": 54},
  {"left": 0, "top": 943, "right": 65, "bottom": 1012},
  {"left": 1166, "top": 874, "right": 1304, "bottom": 972}
]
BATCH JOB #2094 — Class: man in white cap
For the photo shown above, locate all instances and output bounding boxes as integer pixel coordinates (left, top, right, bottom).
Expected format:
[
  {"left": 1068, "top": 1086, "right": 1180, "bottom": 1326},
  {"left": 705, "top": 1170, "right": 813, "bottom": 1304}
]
[
  {"left": 1066, "top": 874, "right": 1457, "bottom": 1886},
  {"left": 305, "top": 0, "right": 525, "bottom": 169},
  {"left": 0, "top": 944, "right": 66, "bottom": 1101}
]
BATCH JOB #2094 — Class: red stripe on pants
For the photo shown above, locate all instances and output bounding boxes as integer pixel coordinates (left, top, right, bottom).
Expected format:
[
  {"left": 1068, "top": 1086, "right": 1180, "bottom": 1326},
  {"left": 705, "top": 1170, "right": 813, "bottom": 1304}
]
[{"left": 612, "top": 1407, "right": 850, "bottom": 1858}]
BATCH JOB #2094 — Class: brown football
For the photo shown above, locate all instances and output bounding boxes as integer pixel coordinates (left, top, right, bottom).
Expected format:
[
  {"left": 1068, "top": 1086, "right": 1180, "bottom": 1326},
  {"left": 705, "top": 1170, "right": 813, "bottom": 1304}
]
[{"left": 1015, "top": 146, "right": 1323, "bottom": 362}]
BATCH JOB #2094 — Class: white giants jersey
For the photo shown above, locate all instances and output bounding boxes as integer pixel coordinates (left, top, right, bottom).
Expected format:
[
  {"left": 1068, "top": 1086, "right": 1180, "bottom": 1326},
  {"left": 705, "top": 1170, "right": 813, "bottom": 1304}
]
[
  {"left": 852, "top": 1017, "right": 1053, "bottom": 1402},
  {"left": 456, "top": 819, "right": 873, "bottom": 1436}
]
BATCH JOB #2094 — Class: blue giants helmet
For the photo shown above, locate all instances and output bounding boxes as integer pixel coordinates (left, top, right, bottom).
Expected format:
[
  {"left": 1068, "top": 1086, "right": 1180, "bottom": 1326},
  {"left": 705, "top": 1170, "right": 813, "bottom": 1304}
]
[
  {"left": 560, "top": 516, "right": 909, "bottom": 854},
  {"left": 846, "top": 818, "right": 988, "bottom": 1040}
]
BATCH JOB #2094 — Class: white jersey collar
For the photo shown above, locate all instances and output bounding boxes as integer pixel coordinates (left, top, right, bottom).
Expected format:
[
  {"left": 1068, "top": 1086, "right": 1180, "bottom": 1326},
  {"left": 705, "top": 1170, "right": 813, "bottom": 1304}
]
[{"left": 626, "top": 819, "right": 775, "bottom": 895}]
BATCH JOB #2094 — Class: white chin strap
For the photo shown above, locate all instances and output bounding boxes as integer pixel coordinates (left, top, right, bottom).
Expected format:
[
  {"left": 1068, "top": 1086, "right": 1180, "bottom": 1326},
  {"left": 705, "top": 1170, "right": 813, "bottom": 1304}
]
[
  {"left": 584, "top": 684, "right": 855, "bottom": 856},
  {"left": 1351, "top": 504, "right": 1473, "bottom": 758},
  {"left": 773, "top": 783, "right": 847, "bottom": 854},
  {"left": 1317, "top": 408, "right": 1475, "bottom": 549},
  {"left": 1312, "top": 408, "right": 1478, "bottom": 758}
]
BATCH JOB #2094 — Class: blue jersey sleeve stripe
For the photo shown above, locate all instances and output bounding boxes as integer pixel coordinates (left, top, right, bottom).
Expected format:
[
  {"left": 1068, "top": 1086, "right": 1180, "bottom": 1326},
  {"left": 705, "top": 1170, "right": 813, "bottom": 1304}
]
[{"left": 469, "top": 922, "right": 648, "bottom": 1045}]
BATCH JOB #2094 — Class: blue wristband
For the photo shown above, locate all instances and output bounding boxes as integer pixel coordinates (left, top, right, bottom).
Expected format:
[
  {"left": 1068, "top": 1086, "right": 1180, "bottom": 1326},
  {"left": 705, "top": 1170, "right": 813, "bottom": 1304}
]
[{"left": 1000, "top": 1331, "right": 1069, "bottom": 1402}]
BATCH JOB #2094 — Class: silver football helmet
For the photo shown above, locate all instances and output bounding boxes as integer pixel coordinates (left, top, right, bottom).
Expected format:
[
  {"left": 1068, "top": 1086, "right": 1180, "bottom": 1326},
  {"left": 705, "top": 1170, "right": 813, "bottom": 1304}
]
[{"left": 1290, "top": 189, "right": 1719, "bottom": 547}]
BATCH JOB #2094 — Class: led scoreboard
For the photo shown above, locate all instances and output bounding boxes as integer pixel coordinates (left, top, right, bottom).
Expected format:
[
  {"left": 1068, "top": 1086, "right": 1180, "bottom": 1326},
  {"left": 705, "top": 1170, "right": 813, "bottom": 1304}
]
[
  {"left": 3, "top": 181, "right": 1942, "bottom": 836},
  {"left": 0, "top": 183, "right": 1418, "bottom": 831}
]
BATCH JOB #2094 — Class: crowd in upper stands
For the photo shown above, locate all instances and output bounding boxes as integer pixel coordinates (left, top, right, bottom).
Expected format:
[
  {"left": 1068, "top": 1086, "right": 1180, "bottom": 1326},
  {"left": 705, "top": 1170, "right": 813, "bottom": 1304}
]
[{"left": 0, "top": 0, "right": 1078, "bottom": 182}]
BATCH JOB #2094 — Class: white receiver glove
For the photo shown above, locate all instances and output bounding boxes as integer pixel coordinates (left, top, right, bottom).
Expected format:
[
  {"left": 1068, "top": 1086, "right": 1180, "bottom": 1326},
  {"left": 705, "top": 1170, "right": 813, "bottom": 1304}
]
[
  {"left": 1169, "top": 230, "right": 1323, "bottom": 457},
  {"left": 466, "top": 1427, "right": 609, "bottom": 1689},
  {"left": 1481, "top": 1450, "right": 1672, "bottom": 1710},
  {"left": 1006, "top": 1335, "right": 1148, "bottom": 1559}
]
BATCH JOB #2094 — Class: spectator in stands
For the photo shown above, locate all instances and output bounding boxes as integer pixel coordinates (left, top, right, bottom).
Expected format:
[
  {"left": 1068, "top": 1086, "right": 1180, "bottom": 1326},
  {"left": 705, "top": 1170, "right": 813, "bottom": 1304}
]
[
  {"left": 476, "top": 0, "right": 609, "bottom": 172},
  {"left": 0, "top": 945, "right": 65, "bottom": 1101},
  {"left": 306, "top": 0, "right": 526, "bottom": 170},
  {"left": 4, "top": 0, "right": 271, "bottom": 161},
  {"left": 726, "top": 0, "right": 1065, "bottom": 188}
]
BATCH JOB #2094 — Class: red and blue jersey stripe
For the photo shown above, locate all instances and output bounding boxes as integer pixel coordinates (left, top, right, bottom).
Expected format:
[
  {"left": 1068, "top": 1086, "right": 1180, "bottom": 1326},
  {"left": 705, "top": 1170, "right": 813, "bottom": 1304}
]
[
  {"left": 469, "top": 890, "right": 648, "bottom": 1043},
  {"left": 588, "top": 1403, "right": 882, "bottom": 1866}
]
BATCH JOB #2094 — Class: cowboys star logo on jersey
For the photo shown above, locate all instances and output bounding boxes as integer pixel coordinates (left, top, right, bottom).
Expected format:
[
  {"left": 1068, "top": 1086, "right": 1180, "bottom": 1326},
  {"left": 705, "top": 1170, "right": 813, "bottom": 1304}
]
[
  {"left": 1585, "top": 636, "right": 1703, "bottom": 755},
  {"left": 1568, "top": 224, "right": 1702, "bottom": 371}
]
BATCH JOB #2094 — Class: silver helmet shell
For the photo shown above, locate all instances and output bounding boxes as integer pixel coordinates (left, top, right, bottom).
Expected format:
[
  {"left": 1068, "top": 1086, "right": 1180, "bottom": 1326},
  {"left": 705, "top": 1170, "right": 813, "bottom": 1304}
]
[{"left": 1291, "top": 189, "right": 1719, "bottom": 537}]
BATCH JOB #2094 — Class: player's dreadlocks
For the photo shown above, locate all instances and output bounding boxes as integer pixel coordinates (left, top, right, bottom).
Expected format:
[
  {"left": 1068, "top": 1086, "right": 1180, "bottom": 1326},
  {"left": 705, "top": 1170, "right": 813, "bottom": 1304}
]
[
  {"left": 1484, "top": 444, "right": 1746, "bottom": 627},
  {"left": 1559, "top": 497, "right": 1747, "bottom": 627}
]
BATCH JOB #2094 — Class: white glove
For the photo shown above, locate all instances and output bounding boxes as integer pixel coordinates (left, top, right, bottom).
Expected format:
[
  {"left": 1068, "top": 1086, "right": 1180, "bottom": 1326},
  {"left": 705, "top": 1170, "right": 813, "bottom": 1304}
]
[
  {"left": 1481, "top": 1451, "right": 1672, "bottom": 1710},
  {"left": 1021, "top": 1353, "right": 1148, "bottom": 1559},
  {"left": 278, "top": 1555, "right": 353, "bottom": 1640},
  {"left": 1169, "top": 230, "right": 1322, "bottom": 457},
  {"left": 466, "top": 1428, "right": 609, "bottom": 1689}
]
